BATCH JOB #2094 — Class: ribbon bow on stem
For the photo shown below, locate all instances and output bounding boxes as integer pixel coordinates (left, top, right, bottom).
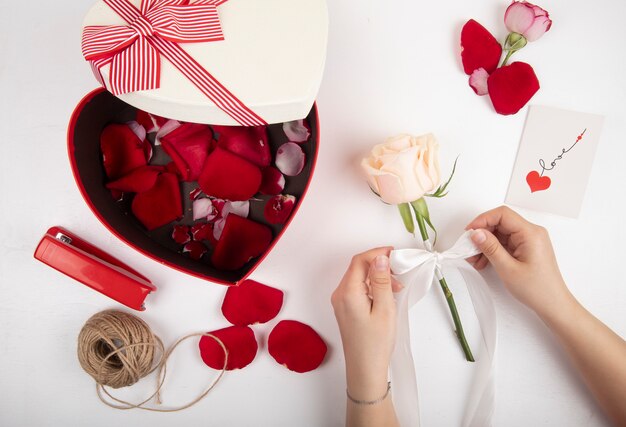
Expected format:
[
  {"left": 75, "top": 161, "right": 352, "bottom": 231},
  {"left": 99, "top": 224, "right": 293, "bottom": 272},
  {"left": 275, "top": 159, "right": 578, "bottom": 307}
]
[
  {"left": 82, "top": 0, "right": 265, "bottom": 126},
  {"left": 389, "top": 230, "right": 497, "bottom": 427}
]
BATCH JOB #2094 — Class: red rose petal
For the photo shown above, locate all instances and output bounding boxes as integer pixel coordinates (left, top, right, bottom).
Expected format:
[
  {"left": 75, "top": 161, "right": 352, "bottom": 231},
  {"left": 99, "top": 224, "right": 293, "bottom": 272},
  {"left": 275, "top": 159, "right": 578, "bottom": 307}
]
[
  {"left": 135, "top": 110, "right": 167, "bottom": 133},
  {"left": 264, "top": 195, "right": 296, "bottom": 225},
  {"left": 283, "top": 119, "right": 311, "bottom": 143},
  {"left": 260, "top": 167, "right": 286, "bottom": 195},
  {"left": 268, "top": 320, "right": 327, "bottom": 373},
  {"left": 193, "top": 198, "right": 214, "bottom": 221},
  {"left": 275, "top": 142, "right": 305, "bottom": 177},
  {"left": 131, "top": 172, "right": 182, "bottom": 230},
  {"left": 105, "top": 166, "right": 161, "bottom": 193},
  {"left": 469, "top": 67, "right": 490, "bottom": 96},
  {"left": 191, "top": 223, "right": 214, "bottom": 242},
  {"left": 126, "top": 120, "right": 147, "bottom": 143},
  {"left": 198, "top": 147, "right": 262, "bottom": 201},
  {"left": 213, "top": 125, "right": 271, "bottom": 167},
  {"left": 155, "top": 120, "right": 182, "bottom": 145},
  {"left": 101, "top": 123, "right": 149, "bottom": 180},
  {"left": 183, "top": 240, "right": 207, "bottom": 260},
  {"left": 211, "top": 214, "right": 272, "bottom": 271},
  {"left": 189, "top": 187, "right": 203, "bottom": 200},
  {"left": 199, "top": 326, "right": 258, "bottom": 371},
  {"left": 488, "top": 62, "right": 540, "bottom": 115},
  {"left": 161, "top": 123, "right": 215, "bottom": 181},
  {"left": 172, "top": 225, "right": 191, "bottom": 245},
  {"left": 221, "top": 279, "right": 284, "bottom": 326},
  {"left": 461, "top": 19, "right": 502, "bottom": 75}
]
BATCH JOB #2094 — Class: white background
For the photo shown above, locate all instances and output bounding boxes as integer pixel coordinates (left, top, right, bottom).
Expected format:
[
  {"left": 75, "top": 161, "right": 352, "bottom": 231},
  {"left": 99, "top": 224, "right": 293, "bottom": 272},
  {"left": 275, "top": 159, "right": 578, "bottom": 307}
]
[{"left": 1, "top": 0, "right": 624, "bottom": 426}]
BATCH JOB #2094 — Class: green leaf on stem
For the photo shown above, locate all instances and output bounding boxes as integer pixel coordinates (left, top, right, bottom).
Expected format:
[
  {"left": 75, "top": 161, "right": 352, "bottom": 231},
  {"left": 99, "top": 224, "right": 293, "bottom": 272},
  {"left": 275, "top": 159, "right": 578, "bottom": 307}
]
[
  {"left": 427, "top": 157, "right": 458, "bottom": 198},
  {"left": 410, "top": 198, "right": 437, "bottom": 245},
  {"left": 398, "top": 203, "right": 415, "bottom": 235}
]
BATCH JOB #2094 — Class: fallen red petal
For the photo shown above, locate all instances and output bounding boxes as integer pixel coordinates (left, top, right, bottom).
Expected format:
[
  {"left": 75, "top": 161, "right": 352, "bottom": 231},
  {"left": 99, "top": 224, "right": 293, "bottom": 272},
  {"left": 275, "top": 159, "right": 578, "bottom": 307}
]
[
  {"left": 161, "top": 123, "right": 215, "bottom": 181},
  {"left": 460, "top": 19, "right": 502, "bottom": 75},
  {"left": 213, "top": 125, "right": 271, "bottom": 167},
  {"left": 488, "top": 61, "right": 540, "bottom": 115},
  {"left": 283, "top": 119, "right": 311, "bottom": 143},
  {"left": 221, "top": 280, "right": 284, "bottom": 326},
  {"left": 264, "top": 195, "right": 296, "bottom": 225},
  {"left": 211, "top": 214, "right": 272, "bottom": 271},
  {"left": 105, "top": 166, "right": 161, "bottom": 193},
  {"left": 260, "top": 167, "right": 286, "bottom": 195},
  {"left": 131, "top": 172, "right": 182, "bottom": 230},
  {"left": 275, "top": 143, "right": 305, "bottom": 176},
  {"left": 198, "top": 147, "right": 262, "bottom": 201},
  {"left": 172, "top": 225, "right": 191, "bottom": 245},
  {"left": 183, "top": 240, "right": 207, "bottom": 260},
  {"left": 101, "top": 123, "right": 149, "bottom": 180},
  {"left": 268, "top": 320, "right": 327, "bottom": 373},
  {"left": 199, "top": 325, "right": 258, "bottom": 371}
]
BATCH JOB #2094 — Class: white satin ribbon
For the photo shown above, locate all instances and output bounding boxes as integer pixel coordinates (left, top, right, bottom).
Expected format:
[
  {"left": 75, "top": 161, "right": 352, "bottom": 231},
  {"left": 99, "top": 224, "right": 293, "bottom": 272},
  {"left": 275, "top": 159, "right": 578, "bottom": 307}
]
[{"left": 389, "top": 230, "right": 497, "bottom": 427}]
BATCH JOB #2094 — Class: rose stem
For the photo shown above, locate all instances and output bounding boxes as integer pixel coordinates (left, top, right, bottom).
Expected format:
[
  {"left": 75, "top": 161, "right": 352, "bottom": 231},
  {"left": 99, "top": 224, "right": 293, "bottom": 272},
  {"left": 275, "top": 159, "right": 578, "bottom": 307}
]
[{"left": 415, "top": 212, "right": 475, "bottom": 362}]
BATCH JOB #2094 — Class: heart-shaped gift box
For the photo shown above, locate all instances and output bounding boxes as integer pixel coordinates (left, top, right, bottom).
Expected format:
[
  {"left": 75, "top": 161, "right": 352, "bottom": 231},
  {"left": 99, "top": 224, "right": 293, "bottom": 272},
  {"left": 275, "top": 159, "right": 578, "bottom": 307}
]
[{"left": 68, "top": 0, "right": 326, "bottom": 285}]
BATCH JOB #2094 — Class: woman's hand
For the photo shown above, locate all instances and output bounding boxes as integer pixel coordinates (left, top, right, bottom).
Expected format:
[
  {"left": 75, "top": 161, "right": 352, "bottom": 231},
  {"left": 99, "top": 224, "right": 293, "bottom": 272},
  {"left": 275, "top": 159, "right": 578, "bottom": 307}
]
[
  {"left": 466, "top": 206, "right": 572, "bottom": 320},
  {"left": 331, "top": 247, "right": 401, "bottom": 427}
]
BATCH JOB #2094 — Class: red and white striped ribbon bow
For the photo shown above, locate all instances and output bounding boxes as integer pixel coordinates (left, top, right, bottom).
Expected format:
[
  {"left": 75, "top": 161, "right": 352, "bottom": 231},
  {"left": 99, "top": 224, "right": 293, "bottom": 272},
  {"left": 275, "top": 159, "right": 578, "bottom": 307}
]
[{"left": 82, "top": 0, "right": 266, "bottom": 126}]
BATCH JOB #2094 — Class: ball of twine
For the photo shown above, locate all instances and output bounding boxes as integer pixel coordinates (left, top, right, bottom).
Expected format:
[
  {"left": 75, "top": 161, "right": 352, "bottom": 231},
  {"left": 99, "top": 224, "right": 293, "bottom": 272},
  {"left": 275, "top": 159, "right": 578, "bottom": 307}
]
[
  {"left": 76, "top": 309, "right": 228, "bottom": 412},
  {"left": 77, "top": 309, "right": 162, "bottom": 389}
]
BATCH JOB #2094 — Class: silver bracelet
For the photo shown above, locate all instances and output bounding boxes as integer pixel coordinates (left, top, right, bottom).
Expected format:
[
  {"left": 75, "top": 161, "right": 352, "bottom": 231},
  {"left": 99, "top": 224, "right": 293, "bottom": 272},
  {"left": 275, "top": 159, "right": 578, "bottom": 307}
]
[{"left": 346, "top": 382, "right": 391, "bottom": 405}]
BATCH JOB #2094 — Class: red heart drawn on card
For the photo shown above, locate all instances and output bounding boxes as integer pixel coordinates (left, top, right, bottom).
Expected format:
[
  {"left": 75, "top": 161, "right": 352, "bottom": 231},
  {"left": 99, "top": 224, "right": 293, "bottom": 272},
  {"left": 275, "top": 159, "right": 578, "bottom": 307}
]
[
  {"left": 67, "top": 89, "right": 319, "bottom": 285},
  {"left": 526, "top": 171, "right": 551, "bottom": 193}
]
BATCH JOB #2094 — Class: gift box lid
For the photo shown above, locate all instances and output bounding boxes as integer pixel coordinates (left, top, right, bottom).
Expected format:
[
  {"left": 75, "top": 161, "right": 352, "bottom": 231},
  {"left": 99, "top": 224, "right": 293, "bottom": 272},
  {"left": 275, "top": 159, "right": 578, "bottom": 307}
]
[{"left": 81, "top": 0, "right": 328, "bottom": 126}]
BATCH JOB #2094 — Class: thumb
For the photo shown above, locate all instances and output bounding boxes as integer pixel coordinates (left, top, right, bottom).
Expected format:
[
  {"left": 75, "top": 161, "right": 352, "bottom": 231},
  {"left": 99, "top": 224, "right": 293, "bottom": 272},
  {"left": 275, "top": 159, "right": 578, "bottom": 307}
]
[
  {"left": 471, "top": 229, "right": 516, "bottom": 272},
  {"left": 368, "top": 255, "right": 394, "bottom": 312}
]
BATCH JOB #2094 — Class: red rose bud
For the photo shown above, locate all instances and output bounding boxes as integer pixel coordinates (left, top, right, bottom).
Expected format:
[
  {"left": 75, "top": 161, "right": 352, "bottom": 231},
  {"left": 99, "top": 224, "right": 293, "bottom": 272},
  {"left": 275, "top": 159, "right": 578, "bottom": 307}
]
[
  {"left": 198, "top": 148, "right": 262, "bottom": 201},
  {"left": 160, "top": 123, "right": 215, "bottom": 182},
  {"left": 171, "top": 225, "right": 191, "bottom": 245},
  {"left": 260, "top": 167, "right": 286, "bottom": 195},
  {"left": 182, "top": 240, "right": 207, "bottom": 260},
  {"left": 221, "top": 280, "right": 284, "bottom": 326},
  {"left": 213, "top": 125, "right": 271, "bottom": 167},
  {"left": 100, "top": 123, "right": 151, "bottom": 180},
  {"left": 487, "top": 62, "right": 540, "bottom": 115},
  {"left": 275, "top": 142, "right": 305, "bottom": 176},
  {"left": 268, "top": 320, "right": 327, "bottom": 373},
  {"left": 199, "top": 325, "right": 258, "bottom": 371},
  {"left": 211, "top": 214, "right": 272, "bottom": 271},
  {"left": 460, "top": 19, "right": 502, "bottom": 75},
  {"left": 106, "top": 166, "right": 162, "bottom": 193},
  {"left": 264, "top": 195, "right": 296, "bottom": 225},
  {"left": 131, "top": 172, "right": 182, "bottom": 230}
]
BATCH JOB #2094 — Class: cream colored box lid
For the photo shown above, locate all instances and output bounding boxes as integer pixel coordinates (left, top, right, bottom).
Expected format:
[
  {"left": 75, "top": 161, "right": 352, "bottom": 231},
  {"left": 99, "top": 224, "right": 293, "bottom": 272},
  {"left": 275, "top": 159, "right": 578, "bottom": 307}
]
[{"left": 82, "top": 0, "right": 328, "bottom": 125}]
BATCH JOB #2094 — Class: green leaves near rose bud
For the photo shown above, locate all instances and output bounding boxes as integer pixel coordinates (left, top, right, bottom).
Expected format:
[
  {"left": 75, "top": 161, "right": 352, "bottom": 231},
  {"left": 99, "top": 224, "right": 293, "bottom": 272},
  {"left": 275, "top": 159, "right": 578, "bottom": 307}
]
[
  {"left": 427, "top": 157, "right": 458, "bottom": 199},
  {"left": 410, "top": 198, "right": 437, "bottom": 245},
  {"left": 398, "top": 203, "right": 415, "bottom": 235}
]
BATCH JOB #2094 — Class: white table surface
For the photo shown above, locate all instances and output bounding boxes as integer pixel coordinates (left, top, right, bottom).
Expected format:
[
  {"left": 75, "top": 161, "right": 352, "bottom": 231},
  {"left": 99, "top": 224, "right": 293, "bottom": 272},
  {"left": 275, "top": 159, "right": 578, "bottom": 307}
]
[{"left": 1, "top": 0, "right": 624, "bottom": 426}]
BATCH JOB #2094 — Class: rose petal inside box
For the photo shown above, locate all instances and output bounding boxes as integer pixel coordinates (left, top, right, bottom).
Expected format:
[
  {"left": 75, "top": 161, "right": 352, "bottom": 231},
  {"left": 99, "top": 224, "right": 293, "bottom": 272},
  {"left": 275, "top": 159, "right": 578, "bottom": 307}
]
[{"left": 69, "top": 89, "right": 319, "bottom": 284}]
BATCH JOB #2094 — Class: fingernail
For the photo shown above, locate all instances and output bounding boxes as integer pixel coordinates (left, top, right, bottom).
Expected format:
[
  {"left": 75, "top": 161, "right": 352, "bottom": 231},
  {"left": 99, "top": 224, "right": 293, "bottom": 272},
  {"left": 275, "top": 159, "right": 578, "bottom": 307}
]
[
  {"left": 375, "top": 255, "right": 389, "bottom": 271},
  {"left": 471, "top": 229, "right": 487, "bottom": 244}
]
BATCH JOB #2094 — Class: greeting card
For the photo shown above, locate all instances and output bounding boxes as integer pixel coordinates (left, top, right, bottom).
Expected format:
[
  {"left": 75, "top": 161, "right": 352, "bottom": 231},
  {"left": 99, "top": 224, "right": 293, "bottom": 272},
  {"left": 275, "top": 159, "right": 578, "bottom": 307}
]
[{"left": 506, "top": 105, "right": 604, "bottom": 218}]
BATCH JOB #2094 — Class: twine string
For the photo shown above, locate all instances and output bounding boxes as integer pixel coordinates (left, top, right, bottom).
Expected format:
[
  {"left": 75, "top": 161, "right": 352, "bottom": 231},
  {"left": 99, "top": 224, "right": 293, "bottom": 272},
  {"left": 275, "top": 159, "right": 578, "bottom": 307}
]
[{"left": 78, "top": 310, "right": 228, "bottom": 412}]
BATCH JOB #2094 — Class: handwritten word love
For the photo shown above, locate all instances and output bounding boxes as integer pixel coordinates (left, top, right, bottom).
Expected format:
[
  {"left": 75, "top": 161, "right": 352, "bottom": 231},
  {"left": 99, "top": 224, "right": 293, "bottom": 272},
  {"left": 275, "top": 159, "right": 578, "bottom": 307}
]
[{"left": 526, "top": 128, "right": 586, "bottom": 193}]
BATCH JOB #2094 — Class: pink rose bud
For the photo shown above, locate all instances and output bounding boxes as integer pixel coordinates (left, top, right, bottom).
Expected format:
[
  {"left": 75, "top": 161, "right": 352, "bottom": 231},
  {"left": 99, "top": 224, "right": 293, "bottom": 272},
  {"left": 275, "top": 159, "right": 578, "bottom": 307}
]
[{"left": 504, "top": 1, "right": 552, "bottom": 42}]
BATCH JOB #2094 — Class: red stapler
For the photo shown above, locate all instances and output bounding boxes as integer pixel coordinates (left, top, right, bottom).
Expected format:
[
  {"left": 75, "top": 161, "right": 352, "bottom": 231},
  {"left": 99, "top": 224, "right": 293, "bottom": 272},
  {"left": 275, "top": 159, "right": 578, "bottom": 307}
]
[{"left": 34, "top": 226, "right": 156, "bottom": 311}]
